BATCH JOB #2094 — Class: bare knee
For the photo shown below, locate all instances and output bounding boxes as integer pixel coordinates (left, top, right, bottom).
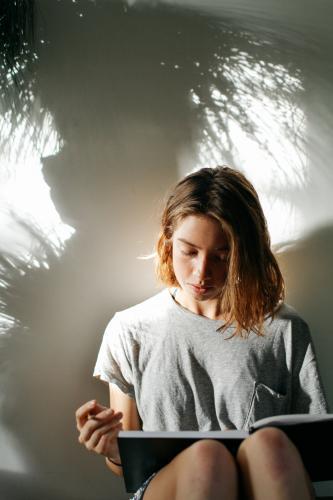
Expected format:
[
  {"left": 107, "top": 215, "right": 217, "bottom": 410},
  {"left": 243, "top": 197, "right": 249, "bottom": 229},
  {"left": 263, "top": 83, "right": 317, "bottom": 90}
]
[
  {"left": 144, "top": 439, "right": 237, "bottom": 500},
  {"left": 175, "top": 439, "right": 238, "bottom": 498},
  {"left": 237, "top": 427, "right": 301, "bottom": 479},
  {"left": 240, "top": 426, "right": 290, "bottom": 452},
  {"left": 185, "top": 439, "right": 236, "bottom": 478},
  {"left": 237, "top": 427, "right": 316, "bottom": 499}
]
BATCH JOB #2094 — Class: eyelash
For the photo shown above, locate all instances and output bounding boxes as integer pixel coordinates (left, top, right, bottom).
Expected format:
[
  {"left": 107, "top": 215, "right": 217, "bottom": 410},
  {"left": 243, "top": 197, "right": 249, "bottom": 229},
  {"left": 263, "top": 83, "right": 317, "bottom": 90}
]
[{"left": 181, "top": 250, "right": 228, "bottom": 261}]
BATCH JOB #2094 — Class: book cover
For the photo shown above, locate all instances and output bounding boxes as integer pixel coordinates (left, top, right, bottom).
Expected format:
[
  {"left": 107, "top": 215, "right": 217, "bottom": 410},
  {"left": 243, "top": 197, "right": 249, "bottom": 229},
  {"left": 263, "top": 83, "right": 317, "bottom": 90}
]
[{"left": 117, "top": 414, "right": 333, "bottom": 493}]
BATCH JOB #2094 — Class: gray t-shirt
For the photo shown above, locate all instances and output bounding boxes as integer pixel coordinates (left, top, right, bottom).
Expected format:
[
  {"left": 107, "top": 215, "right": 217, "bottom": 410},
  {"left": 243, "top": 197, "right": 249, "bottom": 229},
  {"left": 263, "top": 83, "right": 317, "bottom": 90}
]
[{"left": 93, "top": 288, "right": 328, "bottom": 431}]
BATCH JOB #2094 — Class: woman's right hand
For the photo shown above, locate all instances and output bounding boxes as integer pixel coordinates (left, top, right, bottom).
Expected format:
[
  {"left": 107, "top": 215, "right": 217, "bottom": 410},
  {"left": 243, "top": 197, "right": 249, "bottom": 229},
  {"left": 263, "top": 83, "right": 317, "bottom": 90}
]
[{"left": 75, "top": 400, "right": 123, "bottom": 461}]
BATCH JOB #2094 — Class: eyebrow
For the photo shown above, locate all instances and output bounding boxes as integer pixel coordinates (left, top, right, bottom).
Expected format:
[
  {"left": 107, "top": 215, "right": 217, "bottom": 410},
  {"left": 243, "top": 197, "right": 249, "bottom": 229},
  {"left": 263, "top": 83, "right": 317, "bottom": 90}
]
[{"left": 177, "top": 238, "right": 229, "bottom": 251}]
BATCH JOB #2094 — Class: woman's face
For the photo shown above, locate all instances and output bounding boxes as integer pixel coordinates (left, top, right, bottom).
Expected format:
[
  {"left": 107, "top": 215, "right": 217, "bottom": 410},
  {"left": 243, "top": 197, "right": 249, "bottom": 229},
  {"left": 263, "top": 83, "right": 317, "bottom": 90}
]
[{"left": 171, "top": 214, "right": 230, "bottom": 302}]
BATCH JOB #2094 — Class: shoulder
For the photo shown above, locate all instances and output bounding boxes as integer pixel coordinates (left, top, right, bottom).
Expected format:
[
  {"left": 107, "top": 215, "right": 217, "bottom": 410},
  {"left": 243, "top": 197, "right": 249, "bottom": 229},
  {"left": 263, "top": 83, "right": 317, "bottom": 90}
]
[
  {"left": 104, "top": 288, "right": 174, "bottom": 342},
  {"left": 110, "top": 288, "right": 172, "bottom": 327},
  {"left": 274, "top": 302, "right": 306, "bottom": 322},
  {"left": 266, "top": 302, "right": 312, "bottom": 346},
  {"left": 273, "top": 302, "right": 309, "bottom": 329}
]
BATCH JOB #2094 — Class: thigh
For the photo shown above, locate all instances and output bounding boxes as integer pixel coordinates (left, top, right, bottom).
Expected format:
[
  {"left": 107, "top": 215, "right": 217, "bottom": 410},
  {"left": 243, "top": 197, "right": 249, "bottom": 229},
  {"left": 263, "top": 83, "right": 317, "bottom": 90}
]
[
  {"left": 237, "top": 427, "right": 316, "bottom": 500},
  {"left": 141, "top": 455, "right": 180, "bottom": 499},
  {"left": 143, "top": 460, "right": 243, "bottom": 500}
]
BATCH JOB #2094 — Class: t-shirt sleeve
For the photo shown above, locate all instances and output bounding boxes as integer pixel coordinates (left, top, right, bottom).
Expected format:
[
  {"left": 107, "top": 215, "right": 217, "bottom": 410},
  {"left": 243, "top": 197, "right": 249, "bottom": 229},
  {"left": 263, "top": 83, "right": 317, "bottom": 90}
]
[
  {"left": 93, "top": 313, "right": 135, "bottom": 398},
  {"left": 291, "top": 319, "right": 329, "bottom": 413}
]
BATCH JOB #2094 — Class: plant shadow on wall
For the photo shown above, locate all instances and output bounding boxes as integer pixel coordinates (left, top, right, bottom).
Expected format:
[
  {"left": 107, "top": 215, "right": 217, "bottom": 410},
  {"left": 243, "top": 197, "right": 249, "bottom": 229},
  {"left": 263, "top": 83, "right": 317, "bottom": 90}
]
[{"left": 0, "top": 0, "right": 331, "bottom": 499}]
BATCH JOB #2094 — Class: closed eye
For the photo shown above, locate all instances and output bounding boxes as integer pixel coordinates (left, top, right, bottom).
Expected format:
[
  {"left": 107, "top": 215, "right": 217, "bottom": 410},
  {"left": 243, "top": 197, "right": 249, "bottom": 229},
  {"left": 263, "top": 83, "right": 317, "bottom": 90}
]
[
  {"left": 181, "top": 250, "right": 229, "bottom": 261},
  {"left": 213, "top": 254, "right": 229, "bottom": 262},
  {"left": 181, "top": 250, "right": 196, "bottom": 257}
]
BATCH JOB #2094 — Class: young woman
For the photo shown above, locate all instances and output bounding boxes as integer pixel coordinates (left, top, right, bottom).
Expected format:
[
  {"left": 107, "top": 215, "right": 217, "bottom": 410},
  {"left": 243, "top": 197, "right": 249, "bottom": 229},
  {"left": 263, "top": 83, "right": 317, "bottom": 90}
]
[{"left": 76, "top": 166, "right": 328, "bottom": 500}]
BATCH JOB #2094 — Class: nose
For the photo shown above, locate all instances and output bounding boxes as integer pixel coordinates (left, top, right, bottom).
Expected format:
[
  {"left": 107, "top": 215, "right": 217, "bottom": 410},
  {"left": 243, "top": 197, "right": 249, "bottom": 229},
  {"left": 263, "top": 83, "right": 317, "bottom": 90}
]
[{"left": 194, "top": 255, "right": 211, "bottom": 282}]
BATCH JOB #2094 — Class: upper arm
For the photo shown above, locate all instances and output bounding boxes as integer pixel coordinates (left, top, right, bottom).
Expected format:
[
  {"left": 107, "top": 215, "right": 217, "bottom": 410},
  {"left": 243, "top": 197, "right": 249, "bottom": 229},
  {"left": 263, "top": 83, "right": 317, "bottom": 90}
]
[{"left": 109, "top": 383, "right": 142, "bottom": 431}]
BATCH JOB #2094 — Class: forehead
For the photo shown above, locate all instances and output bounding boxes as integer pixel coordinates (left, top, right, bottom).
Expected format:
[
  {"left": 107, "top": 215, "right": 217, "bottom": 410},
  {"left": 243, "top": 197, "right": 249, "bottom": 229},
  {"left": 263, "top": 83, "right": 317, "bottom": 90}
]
[{"left": 173, "top": 214, "right": 229, "bottom": 248}]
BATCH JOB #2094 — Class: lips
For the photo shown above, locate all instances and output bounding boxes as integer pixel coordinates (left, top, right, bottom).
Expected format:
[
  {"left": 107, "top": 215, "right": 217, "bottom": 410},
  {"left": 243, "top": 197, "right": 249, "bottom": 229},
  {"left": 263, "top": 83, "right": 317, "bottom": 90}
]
[{"left": 190, "top": 284, "right": 213, "bottom": 293}]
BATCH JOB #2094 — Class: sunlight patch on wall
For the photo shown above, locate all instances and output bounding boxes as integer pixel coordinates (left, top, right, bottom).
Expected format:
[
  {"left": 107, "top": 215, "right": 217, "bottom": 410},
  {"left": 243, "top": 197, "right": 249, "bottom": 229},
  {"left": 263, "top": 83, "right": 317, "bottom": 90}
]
[
  {"left": 0, "top": 102, "right": 74, "bottom": 261},
  {"left": 187, "top": 48, "right": 306, "bottom": 247},
  {"left": 0, "top": 98, "right": 75, "bottom": 334}
]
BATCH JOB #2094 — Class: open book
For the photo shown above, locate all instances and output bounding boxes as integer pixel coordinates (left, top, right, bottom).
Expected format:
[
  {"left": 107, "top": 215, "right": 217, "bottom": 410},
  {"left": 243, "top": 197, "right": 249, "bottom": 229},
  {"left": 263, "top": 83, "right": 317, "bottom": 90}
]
[{"left": 117, "top": 413, "right": 333, "bottom": 493}]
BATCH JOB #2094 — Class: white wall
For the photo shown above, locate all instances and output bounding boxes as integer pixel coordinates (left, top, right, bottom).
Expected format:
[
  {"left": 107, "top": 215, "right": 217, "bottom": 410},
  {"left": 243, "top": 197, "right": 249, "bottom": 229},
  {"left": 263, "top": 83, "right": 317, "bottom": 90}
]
[{"left": 0, "top": 0, "right": 332, "bottom": 498}]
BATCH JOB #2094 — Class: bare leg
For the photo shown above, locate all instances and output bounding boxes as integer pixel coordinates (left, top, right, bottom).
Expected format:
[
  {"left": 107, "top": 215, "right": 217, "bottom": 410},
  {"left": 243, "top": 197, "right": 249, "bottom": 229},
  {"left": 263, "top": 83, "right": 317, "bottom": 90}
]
[
  {"left": 144, "top": 439, "right": 238, "bottom": 500},
  {"left": 236, "top": 427, "right": 316, "bottom": 500}
]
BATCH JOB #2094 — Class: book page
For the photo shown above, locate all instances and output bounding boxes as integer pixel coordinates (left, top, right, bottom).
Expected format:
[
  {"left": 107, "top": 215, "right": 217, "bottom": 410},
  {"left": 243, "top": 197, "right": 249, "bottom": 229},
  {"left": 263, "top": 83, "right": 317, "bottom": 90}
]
[{"left": 250, "top": 413, "right": 333, "bottom": 431}]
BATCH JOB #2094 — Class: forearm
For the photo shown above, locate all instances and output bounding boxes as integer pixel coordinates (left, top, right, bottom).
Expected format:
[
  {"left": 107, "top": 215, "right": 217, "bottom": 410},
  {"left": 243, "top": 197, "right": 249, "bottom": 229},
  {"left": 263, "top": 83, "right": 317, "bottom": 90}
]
[{"left": 105, "top": 456, "right": 123, "bottom": 477}]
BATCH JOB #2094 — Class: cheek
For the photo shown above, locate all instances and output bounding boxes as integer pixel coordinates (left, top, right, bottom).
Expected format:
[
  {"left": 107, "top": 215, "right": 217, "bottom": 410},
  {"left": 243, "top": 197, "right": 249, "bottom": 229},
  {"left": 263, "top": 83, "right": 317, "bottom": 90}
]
[
  {"left": 173, "top": 253, "right": 191, "bottom": 276},
  {"left": 220, "top": 264, "right": 229, "bottom": 280},
  {"left": 213, "top": 263, "right": 228, "bottom": 281}
]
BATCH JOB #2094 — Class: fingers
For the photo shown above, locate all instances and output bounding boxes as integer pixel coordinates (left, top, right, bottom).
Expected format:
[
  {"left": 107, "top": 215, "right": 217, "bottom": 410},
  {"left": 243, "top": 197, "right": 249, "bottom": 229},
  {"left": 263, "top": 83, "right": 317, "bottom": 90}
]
[
  {"left": 94, "top": 425, "right": 123, "bottom": 456},
  {"left": 85, "top": 419, "right": 123, "bottom": 452},
  {"left": 76, "top": 400, "right": 124, "bottom": 460},
  {"left": 75, "top": 400, "right": 106, "bottom": 430},
  {"left": 88, "top": 407, "right": 121, "bottom": 422},
  {"left": 78, "top": 410, "right": 123, "bottom": 445}
]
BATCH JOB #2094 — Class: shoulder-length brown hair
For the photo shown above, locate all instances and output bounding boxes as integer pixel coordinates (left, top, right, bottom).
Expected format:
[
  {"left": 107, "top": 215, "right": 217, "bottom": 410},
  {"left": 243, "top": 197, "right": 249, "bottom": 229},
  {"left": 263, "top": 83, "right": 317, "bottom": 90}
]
[{"left": 155, "top": 166, "right": 285, "bottom": 338}]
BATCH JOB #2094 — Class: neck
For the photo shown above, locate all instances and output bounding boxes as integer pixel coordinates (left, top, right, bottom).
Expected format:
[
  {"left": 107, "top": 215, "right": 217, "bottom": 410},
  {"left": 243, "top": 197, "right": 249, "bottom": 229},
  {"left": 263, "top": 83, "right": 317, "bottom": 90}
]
[{"left": 174, "top": 287, "right": 225, "bottom": 321}]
